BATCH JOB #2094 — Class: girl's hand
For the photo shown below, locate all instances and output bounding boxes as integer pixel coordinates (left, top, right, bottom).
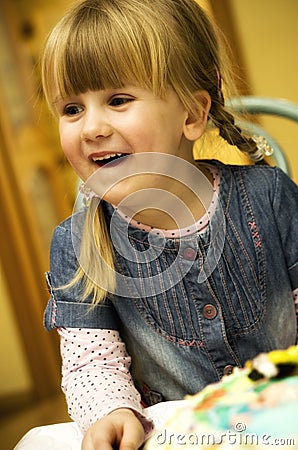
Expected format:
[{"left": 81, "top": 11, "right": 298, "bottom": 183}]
[{"left": 81, "top": 408, "right": 145, "bottom": 450}]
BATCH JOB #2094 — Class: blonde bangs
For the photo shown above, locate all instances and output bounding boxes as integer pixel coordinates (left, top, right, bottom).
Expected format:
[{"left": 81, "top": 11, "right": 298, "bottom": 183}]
[{"left": 42, "top": 0, "right": 173, "bottom": 108}]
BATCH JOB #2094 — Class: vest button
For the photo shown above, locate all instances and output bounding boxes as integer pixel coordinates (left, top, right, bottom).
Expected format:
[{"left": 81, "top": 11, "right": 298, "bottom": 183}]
[
  {"left": 202, "top": 304, "right": 217, "bottom": 319},
  {"left": 223, "top": 365, "right": 234, "bottom": 376},
  {"left": 182, "top": 247, "right": 197, "bottom": 260}
]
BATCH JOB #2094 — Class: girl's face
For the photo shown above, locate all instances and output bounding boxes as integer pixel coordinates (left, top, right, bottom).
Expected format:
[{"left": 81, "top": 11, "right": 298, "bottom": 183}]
[{"left": 54, "top": 85, "right": 208, "bottom": 208}]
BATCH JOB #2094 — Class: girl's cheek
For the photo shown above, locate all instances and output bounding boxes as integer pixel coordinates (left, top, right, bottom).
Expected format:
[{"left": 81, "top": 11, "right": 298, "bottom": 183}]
[
  {"left": 59, "top": 134, "right": 68, "bottom": 154},
  {"left": 59, "top": 127, "right": 73, "bottom": 155}
]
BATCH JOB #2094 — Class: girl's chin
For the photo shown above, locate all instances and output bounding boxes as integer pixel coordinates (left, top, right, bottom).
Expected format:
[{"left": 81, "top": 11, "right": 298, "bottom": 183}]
[
  {"left": 102, "top": 189, "right": 136, "bottom": 207},
  {"left": 102, "top": 183, "right": 146, "bottom": 211}
]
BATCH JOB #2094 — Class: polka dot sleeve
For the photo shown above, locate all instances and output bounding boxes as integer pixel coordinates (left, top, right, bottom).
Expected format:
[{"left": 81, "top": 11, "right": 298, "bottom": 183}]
[{"left": 57, "top": 327, "right": 154, "bottom": 435}]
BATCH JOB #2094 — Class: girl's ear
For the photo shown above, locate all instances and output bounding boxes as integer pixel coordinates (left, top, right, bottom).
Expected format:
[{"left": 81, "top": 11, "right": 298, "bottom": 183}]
[{"left": 183, "top": 90, "right": 211, "bottom": 141}]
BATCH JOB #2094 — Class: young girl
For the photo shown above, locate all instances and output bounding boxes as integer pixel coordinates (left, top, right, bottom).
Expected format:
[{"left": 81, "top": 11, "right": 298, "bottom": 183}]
[{"left": 41, "top": 0, "right": 298, "bottom": 449}]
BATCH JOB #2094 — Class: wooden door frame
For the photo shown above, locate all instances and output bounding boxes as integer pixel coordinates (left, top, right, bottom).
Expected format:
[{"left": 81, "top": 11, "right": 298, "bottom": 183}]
[{"left": 0, "top": 100, "right": 61, "bottom": 402}]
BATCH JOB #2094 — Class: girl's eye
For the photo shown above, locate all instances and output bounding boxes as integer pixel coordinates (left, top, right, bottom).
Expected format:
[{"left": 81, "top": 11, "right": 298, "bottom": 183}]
[
  {"left": 64, "top": 104, "right": 83, "bottom": 116},
  {"left": 109, "top": 97, "right": 133, "bottom": 107}
]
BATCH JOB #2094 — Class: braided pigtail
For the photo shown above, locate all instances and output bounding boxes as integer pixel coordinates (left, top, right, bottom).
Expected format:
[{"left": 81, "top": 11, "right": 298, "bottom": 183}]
[
  {"left": 209, "top": 91, "right": 269, "bottom": 163},
  {"left": 207, "top": 65, "right": 272, "bottom": 163},
  {"left": 212, "top": 103, "right": 264, "bottom": 162}
]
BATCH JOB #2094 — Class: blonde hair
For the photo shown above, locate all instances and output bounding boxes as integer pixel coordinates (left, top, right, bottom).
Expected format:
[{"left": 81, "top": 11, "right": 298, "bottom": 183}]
[{"left": 41, "top": 0, "right": 261, "bottom": 304}]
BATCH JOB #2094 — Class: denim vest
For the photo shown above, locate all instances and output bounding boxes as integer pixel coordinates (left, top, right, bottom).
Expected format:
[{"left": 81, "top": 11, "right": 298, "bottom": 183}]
[{"left": 44, "top": 162, "right": 298, "bottom": 406}]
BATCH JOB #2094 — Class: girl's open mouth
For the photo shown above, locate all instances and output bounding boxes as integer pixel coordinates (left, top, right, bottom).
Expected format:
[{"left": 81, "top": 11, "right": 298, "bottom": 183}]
[{"left": 91, "top": 153, "right": 129, "bottom": 167}]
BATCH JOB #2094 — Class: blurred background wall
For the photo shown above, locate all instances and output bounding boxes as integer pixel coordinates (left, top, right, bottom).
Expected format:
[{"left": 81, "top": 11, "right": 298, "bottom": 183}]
[{"left": 0, "top": 0, "right": 297, "bottom": 446}]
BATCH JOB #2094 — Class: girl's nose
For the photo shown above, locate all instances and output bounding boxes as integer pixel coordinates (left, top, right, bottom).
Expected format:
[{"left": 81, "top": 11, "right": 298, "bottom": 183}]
[{"left": 81, "top": 112, "right": 112, "bottom": 141}]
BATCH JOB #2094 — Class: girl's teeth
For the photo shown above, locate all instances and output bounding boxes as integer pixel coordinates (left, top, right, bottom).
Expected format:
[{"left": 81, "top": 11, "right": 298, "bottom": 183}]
[{"left": 93, "top": 153, "right": 122, "bottom": 161}]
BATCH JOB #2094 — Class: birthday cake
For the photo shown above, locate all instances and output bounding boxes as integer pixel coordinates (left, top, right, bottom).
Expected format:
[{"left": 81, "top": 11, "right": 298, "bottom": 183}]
[{"left": 145, "top": 346, "right": 298, "bottom": 449}]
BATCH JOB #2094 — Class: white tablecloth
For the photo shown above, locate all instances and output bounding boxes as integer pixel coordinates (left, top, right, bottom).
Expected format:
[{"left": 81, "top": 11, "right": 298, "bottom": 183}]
[{"left": 14, "top": 401, "right": 185, "bottom": 449}]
